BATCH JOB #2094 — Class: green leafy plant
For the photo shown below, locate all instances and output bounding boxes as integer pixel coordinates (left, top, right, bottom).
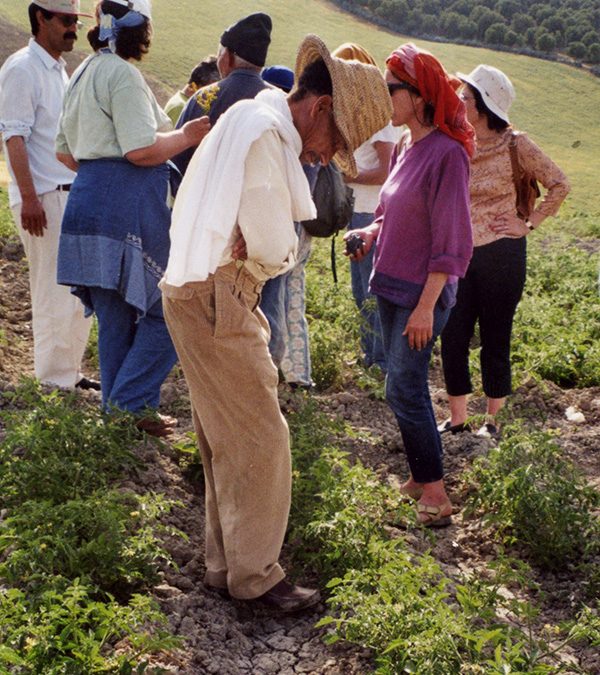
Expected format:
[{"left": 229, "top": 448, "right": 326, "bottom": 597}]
[
  {"left": 0, "top": 383, "right": 181, "bottom": 671},
  {"left": 465, "top": 424, "right": 600, "bottom": 569},
  {"left": 0, "top": 492, "right": 176, "bottom": 596},
  {"left": 0, "top": 382, "right": 139, "bottom": 507},
  {"left": 512, "top": 237, "right": 600, "bottom": 388},
  {"left": 0, "top": 582, "right": 179, "bottom": 674}
]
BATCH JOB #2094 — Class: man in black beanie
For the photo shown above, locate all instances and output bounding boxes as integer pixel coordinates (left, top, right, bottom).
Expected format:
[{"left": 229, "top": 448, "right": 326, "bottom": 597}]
[{"left": 171, "top": 13, "right": 272, "bottom": 175}]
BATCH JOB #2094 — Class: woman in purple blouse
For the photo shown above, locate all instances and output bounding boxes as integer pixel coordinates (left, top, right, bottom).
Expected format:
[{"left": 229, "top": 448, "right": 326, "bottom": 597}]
[{"left": 345, "top": 43, "right": 474, "bottom": 526}]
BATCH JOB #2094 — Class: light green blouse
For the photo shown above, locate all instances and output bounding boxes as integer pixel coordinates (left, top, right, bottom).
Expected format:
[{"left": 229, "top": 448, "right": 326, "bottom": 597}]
[{"left": 56, "top": 51, "right": 171, "bottom": 160}]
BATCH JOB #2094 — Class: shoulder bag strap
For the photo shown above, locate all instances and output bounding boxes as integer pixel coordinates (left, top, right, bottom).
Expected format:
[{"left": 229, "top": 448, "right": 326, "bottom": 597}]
[{"left": 508, "top": 130, "right": 522, "bottom": 188}]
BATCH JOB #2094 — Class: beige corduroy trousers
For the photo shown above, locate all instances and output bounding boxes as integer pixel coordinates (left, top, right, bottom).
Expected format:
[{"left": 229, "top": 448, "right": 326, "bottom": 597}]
[{"left": 162, "top": 261, "right": 290, "bottom": 599}]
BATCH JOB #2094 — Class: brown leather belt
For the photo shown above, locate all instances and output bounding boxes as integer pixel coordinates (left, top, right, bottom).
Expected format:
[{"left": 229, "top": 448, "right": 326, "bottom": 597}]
[{"left": 56, "top": 184, "right": 71, "bottom": 191}]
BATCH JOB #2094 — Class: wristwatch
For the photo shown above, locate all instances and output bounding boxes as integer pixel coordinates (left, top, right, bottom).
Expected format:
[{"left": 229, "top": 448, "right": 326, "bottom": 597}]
[{"left": 526, "top": 221, "right": 535, "bottom": 231}]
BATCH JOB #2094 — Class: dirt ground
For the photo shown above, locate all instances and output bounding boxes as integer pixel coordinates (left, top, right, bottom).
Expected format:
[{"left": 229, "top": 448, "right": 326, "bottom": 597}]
[{"left": 2, "top": 226, "right": 600, "bottom": 674}]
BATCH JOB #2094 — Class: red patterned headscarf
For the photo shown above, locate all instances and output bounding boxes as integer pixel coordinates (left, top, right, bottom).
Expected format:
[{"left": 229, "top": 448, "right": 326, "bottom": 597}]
[{"left": 386, "top": 43, "right": 475, "bottom": 157}]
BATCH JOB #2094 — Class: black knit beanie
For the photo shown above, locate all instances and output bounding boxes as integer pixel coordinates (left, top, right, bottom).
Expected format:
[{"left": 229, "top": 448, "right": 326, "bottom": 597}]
[{"left": 220, "top": 13, "right": 272, "bottom": 67}]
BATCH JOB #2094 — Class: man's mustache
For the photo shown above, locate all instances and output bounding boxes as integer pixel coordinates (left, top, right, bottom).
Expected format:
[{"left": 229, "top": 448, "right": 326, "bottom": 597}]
[{"left": 64, "top": 32, "right": 78, "bottom": 41}]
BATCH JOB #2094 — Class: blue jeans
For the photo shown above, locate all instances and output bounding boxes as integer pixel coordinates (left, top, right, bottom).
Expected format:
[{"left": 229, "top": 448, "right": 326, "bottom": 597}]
[
  {"left": 378, "top": 296, "right": 451, "bottom": 483},
  {"left": 348, "top": 212, "right": 386, "bottom": 370},
  {"left": 260, "top": 274, "right": 286, "bottom": 367},
  {"left": 87, "top": 287, "right": 177, "bottom": 413}
]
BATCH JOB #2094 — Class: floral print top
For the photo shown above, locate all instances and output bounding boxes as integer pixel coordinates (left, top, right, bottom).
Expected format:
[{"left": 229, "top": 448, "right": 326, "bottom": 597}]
[{"left": 470, "top": 128, "right": 570, "bottom": 247}]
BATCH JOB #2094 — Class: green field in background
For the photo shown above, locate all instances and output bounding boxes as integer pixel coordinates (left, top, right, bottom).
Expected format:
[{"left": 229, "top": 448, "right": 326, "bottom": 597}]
[{"left": 1, "top": 0, "right": 599, "bottom": 214}]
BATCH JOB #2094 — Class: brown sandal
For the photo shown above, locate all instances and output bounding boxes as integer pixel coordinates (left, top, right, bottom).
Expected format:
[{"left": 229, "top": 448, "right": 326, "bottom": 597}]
[{"left": 416, "top": 499, "right": 453, "bottom": 528}]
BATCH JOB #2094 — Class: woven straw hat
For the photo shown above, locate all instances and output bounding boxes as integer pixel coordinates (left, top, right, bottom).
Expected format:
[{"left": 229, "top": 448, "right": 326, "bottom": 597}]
[{"left": 295, "top": 35, "right": 392, "bottom": 177}]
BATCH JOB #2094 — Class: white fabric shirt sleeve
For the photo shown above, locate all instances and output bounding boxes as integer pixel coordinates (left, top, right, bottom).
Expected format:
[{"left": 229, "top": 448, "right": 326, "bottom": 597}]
[
  {"left": 237, "top": 130, "right": 298, "bottom": 280},
  {"left": 0, "top": 62, "right": 36, "bottom": 141}
]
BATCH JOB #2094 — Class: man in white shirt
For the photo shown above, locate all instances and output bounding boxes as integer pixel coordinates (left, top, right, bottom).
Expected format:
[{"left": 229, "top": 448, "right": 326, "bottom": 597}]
[
  {"left": 161, "top": 35, "right": 392, "bottom": 613},
  {"left": 0, "top": 0, "right": 94, "bottom": 390}
]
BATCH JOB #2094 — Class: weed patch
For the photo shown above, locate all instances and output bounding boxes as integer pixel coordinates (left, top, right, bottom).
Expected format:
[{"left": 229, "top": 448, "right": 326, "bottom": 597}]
[
  {"left": 0, "top": 383, "right": 180, "bottom": 671},
  {"left": 287, "top": 401, "right": 599, "bottom": 673},
  {"left": 465, "top": 424, "right": 600, "bottom": 571},
  {"left": 513, "top": 236, "right": 600, "bottom": 388}
]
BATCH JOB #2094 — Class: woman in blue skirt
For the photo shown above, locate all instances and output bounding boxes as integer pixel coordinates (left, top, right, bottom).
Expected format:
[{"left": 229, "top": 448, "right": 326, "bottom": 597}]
[{"left": 56, "top": 0, "right": 209, "bottom": 435}]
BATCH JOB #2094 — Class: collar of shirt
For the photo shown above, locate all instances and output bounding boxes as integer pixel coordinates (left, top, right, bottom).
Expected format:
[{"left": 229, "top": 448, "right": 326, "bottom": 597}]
[{"left": 28, "top": 37, "right": 67, "bottom": 73}]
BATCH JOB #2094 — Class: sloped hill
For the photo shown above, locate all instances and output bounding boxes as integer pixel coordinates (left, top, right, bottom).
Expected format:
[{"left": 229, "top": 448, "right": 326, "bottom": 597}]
[{"left": 1, "top": 0, "right": 599, "bottom": 213}]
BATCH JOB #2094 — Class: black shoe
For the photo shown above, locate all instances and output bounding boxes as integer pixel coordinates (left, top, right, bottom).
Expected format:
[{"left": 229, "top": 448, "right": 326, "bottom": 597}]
[
  {"left": 75, "top": 376, "right": 101, "bottom": 391},
  {"left": 437, "top": 418, "right": 470, "bottom": 434},
  {"left": 254, "top": 578, "right": 320, "bottom": 613}
]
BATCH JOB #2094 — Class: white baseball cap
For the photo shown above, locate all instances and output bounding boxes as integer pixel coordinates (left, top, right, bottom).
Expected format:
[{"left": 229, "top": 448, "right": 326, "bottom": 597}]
[
  {"left": 108, "top": 0, "right": 152, "bottom": 20},
  {"left": 33, "top": 0, "right": 92, "bottom": 17},
  {"left": 457, "top": 64, "right": 515, "bottom": 123}
]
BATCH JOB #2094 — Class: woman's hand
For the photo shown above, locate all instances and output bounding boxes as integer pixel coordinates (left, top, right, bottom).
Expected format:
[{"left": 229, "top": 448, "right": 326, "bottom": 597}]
[
  {"left": 403, "top": 306, "right": 434, "bottom": 350},
  {"left": 343, "top": 223, "right": 380, "bottom": 261},
  {"left": 488, "top": 212, "right": 529, "bottom": 238},
  {"left": 182, "top": 115, "right": 211, "bottom": 146}
]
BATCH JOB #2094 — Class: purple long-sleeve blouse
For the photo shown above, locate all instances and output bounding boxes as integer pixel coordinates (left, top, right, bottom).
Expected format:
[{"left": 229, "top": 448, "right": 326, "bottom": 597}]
[{"left": 370, "top": 129, "right": 473, "bottom": 310}]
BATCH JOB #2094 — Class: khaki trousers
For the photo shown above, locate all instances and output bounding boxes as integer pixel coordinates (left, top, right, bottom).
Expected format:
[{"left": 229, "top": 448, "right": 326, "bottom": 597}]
[
  {"left": 13, "top": 191, "right": 91, "bottom": 388},
  {"left": 162, "top": 262, "right": 290, "bottom": 599}
]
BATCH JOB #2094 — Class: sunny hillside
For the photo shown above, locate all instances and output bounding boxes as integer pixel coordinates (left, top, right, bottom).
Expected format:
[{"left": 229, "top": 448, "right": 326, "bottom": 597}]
[{"left": 1, "top": 0, "right": 599, "bottom": 214}]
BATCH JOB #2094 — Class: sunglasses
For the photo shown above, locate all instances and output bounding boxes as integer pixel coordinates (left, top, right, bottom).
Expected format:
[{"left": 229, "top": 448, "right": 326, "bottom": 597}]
[
  {"left": 49, "top": 13, "right": 81, "bottom": 27},
  {"left": 387, "top": 82, "right": 414, "bottom": 96}
]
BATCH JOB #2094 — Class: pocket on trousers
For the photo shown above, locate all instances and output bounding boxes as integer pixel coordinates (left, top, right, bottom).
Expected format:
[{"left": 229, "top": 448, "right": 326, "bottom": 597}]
[
  {"left": 214, "top": 279, "right": 255, "bottom": 340},
  {"left": 161, "top": 283, "right": 195, "bottom": 300}
]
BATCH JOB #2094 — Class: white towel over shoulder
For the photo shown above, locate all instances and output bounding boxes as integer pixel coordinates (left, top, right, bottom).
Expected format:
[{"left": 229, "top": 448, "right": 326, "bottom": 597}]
[{"left": 163, "top": 88, "right": 316, "bottom": 286}]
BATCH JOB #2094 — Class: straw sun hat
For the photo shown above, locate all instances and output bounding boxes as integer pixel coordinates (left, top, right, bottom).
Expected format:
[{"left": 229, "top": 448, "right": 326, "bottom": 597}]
[{"left": 295, "top": 35, "right": 392, "bottom": 177}]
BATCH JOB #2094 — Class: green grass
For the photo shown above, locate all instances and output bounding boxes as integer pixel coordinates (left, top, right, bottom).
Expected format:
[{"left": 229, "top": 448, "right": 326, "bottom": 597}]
[
  {"left": 0, "top": 187, "right": 15, "bottom": 238},
  {"left": 1, "top": 0, "right": 599, "bottom": 213}
]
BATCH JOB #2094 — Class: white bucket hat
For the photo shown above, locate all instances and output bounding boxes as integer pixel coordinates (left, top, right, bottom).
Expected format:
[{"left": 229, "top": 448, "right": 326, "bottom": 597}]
[
  {"left": 33, "top": 0, "right": 92, "bottom": 17},
  {"left": 457, "top": 64, "right": 515, "bottom": 123},
  {"left": 106, "top": 0, "right": 152, "bottom": 20}
]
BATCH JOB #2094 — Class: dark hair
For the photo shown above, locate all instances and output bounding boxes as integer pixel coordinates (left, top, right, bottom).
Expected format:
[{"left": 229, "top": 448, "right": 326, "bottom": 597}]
[
  {"left": 87, "top": 0, "right": 151, "bottom": 61},
  {"left": 399, "top": 79, "right": 435, "bottom": 126},
  {"left": 422, "top": 101, "right": 435, "bottom": 126},
  {"left": 189, "top": 57, "right": 219, "bottom": 87},
  {"left": 289, "top": 58, "right": 332, "bottom": 102},
  {"left": 29, "top": 3, "right": 54, "bottom": 36},
  {"left": 469, "top": 84, "right": 508, "bottom": 132}
]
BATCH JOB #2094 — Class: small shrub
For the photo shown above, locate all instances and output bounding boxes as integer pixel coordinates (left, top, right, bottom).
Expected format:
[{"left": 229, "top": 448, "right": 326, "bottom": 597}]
[
  {"left": 0, "top": 582, "right": 178, "bottom": 674},
  {"left": 0, "top": 492, "right": 175, "bottom": 596},
  {"left": 0, "top": 383, "right": 139, "bottom": 507},
  {"left": 512, "top": 237, "right": 600, "bottom": 388},
  {"left": 319, "top": 541, "right": 551, "bottom": 675},
  {"left": 465, "top": 425, "right": 600, "bottom": 569}
]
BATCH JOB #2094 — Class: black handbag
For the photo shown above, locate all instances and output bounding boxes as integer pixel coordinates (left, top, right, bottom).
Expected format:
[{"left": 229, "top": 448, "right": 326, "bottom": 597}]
[{"left": 301, "top": 161, "right": 354, "bottom": 238}]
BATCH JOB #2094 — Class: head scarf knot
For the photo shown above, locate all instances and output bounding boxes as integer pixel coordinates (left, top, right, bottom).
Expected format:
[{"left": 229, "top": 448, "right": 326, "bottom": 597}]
[
  {"left": 386, "top": 43, "right": 475, "bottom": 157},
  {"left": 98, "top": 8, "right": 146, "bottom": 53}
]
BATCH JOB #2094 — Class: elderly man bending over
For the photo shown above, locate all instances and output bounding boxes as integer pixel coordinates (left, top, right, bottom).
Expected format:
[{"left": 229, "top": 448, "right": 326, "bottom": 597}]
[{"left": 160, "top": 35, "right": 392, "bottom": 613}]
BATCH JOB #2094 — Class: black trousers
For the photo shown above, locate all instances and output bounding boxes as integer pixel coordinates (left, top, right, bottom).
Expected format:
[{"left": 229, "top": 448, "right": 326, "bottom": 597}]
[{"left": 441, "top": 236, "right": 526, "bottom": 399}]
